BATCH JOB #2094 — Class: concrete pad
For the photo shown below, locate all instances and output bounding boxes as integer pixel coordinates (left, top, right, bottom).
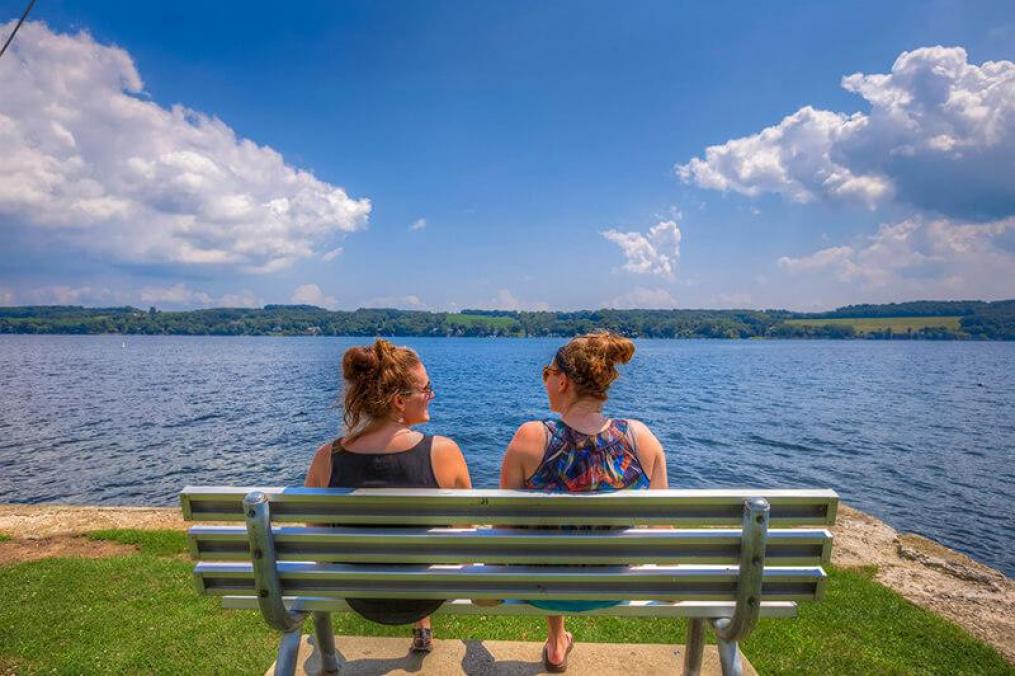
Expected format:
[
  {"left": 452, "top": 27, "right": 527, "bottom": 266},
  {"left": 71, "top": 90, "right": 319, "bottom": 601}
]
[{"left": 266, "top": 635, "right": 757, "bottom": 675}]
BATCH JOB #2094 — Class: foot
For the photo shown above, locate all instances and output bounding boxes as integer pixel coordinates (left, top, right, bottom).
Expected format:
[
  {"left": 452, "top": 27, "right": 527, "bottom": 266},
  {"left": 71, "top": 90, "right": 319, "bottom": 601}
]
[
  {"left": 542, "top": 631, "right": 573, "bottom": 672},
  {"left": 411, "top": 626, "right": 433, "bottom": 654}
]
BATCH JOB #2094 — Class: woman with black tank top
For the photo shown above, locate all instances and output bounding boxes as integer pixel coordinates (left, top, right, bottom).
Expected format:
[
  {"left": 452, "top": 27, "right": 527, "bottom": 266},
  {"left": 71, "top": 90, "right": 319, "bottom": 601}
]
[
  {"left": 500, "top": 332, "right": 668, "bottom": 673},
  {"left": 305, "top": 339, "right": 472, "bottom": 654}
]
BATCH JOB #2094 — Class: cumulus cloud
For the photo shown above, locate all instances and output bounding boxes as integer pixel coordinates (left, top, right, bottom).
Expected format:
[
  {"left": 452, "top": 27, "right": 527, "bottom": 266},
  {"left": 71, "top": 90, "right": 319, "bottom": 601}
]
[
  {"left": 134, "top": 283, "right": 261, "bottom": 308},
  {"left": 714, "top": 291, "right": 754, "bottom": 308},
  {"left": 290, "top": 283, "right": 338, "bottom": 310},
  {"left": 777, "top": 217, "right": 1015, "bottom": 295},
  {"left": 321, "top": 247, "right": 344, "bottom": 262},
  {"left": 678, "top": 47, "right": 1015, "bottom": 220},
  {"left": 489, "top": 289, "right": 551, "bottom": 311},
  {"left": 410, "top": 218, "right": 427, "bottom": 231},
  {"left": 602, "top": 220, "right": 682, "bottom": 278},
  {"left": 0, "top": 21, "right": 371, "bottom": 273},
  {"left": 605, "top": 286, "right": 678, "bottom": 309},
  {"left": 363, "top": 294, "right": 426, "bottom": 309},
  {"left": 139, "top": 283, "right": 212, "bottom": 306},
  {"left": 12, "top": 285, "right": 131, "bottom": 305},
  {"left": 217, "top": 290, "right": 261, "bottom": 308}
]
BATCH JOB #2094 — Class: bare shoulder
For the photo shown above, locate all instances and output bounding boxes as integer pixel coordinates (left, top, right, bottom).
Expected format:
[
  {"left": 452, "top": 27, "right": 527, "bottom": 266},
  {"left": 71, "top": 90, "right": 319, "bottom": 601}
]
[
  {"left": 312, "top": 440, "right": 334, "bottom": 462},
  {"left": 505, "top": 420, "right": 548, "bottom": 463},
  {"left": 626, "top": 419, "right": 665, "bottom": 457},
  {"left": 305, "top": 440, "right": 335, "bottom": 488},
  {"left": 431, "top": 434, "right": 465, "bottom": 459},
  {"left": 512, "top": 420, "right": 548, "bottom": 444},
  {"left": 430, "top": 435, "right": 471, "bottom": 489},
  {"left": 626, "top": 418, "right": 659, "bottom": 441}
]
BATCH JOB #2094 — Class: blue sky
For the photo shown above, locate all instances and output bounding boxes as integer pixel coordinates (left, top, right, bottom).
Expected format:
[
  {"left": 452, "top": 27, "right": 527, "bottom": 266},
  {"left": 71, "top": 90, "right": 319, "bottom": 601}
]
[{"left": 1, "top": 1, "right": 1013, "bottom": 311}]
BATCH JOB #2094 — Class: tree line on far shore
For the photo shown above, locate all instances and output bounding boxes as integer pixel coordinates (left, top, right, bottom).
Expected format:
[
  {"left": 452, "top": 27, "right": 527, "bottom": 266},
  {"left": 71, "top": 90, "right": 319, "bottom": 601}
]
[{"left": 1, "top": 299, "right": 1013, "bottom": 340}]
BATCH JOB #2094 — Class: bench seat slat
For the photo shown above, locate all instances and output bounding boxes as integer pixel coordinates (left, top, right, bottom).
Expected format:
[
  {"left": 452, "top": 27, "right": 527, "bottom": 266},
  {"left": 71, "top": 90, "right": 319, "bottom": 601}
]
[
  {"left": 218, "top": 596, "right": 800, "bottom": 619},
  {"left": 194, "top": 562, "right": 826, "bottom": 602},
  {"left": 180, "top": 487, "right": 839, "bottom": 526},
  {"left": 188, "top": 526, "right": 833, "bottom": 566}
]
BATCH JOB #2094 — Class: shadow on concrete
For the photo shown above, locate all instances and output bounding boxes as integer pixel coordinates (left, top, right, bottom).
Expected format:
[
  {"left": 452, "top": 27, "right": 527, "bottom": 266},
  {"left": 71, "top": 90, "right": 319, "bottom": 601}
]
[
  {"left": 461, "top": 640, "right": 545, "bottom": 675},
  {"left": 302, "top": 635, "right": 428, "bottom": 674}
]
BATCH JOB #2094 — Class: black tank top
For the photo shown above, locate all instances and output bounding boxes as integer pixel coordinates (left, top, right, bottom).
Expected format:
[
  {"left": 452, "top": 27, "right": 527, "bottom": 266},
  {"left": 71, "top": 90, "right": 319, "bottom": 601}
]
[
  {"left": 327, "top": 434, "right": 443, "bottom": 625},
  {"left": 328, "top": 434, "right": 439, "bottom": 489}
]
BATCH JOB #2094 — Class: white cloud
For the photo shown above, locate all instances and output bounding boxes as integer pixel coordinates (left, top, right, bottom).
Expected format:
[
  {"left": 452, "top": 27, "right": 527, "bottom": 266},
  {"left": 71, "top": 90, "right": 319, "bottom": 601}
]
[
  {"left": 678, "top": 47, "right": 1015, "bottom": 220},
  {"left": 139, "top": 283, "right": 212, "bottom": 306},
  {"left": 0, "top": 21, "right": 371, "bottom": 273},
  {"left": 777, "top": 217, "right": 1015, "bottom": 296},
  {"left": 216, "top": 290, "right": 261, "bottom": 308},
  {"left": 602, "top": 220, "right": 682, "bottom": 278},
  {"left": 22, "top": 285, "right": 125, "bottom": 305},
  {"left": 321, "top": 247, "right": 343, "bottom": 262},
  {"left": 409, "top": 218, "right": 427, "bottom": 231},
  {"left": 134, "top": 282, "right": 259, "bottom": 308},
  {"left": 363, "top": 294, "right": 426, "bottom": 309},
  {"left": 489, "top": 289, "right": 551, "bottom": 311},
  {"left": 0, "top": 288, "right": 15, "bottom": 305},
  {"left": 290, "top": 283, "right": 338, "bottom": 310},
  {"left": 714, "top": 291, "right": 754, "bottom": 308},
  {"left": 605, "top": 287, "right": 678, "bottom": 309}
]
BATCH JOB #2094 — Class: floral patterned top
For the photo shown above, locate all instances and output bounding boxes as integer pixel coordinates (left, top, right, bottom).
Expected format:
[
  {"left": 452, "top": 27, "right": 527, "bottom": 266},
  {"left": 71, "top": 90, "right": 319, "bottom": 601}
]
[{"left": 524, "top": 418, "right": 649, "bottom": 492}]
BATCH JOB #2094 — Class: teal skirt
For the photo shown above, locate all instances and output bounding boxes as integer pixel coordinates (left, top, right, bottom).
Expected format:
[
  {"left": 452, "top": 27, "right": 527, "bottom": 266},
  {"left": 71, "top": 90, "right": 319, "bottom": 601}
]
[{"left": 526, "top": 599, "right": 620, "bottom": 612}]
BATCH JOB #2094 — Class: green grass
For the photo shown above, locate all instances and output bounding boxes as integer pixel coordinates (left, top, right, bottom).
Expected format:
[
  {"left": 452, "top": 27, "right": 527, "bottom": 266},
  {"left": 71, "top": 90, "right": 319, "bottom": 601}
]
[
  {"left": 88, "top": 528, "right": 189, "bottom": 557},
  {"left": 784, "top": 316, "right": 962, "bottom": 334},
  {"left": 445, "top": 313, "right": 518, "bottom": 330},
  {"left": 1, "top": 530, "right": 1011, "bottom": 675},
  {"left": 0, "top": 533, "right": 10, "bottom": 542}
]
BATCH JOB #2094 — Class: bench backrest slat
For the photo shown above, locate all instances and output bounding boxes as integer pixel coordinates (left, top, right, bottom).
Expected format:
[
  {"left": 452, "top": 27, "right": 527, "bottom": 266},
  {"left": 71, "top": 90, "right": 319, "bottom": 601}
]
[
  {"left": 189, "top": 525, "right": 833, "bottom": 566},
  {"left": 193, "top": 561, "right": 826, "bottom": 603},
  {"left": 216, "top": 596, "right": 803, "bottom": 619},
  {"left": 180, "top": 487, "right": 838, "bottom": 526}
]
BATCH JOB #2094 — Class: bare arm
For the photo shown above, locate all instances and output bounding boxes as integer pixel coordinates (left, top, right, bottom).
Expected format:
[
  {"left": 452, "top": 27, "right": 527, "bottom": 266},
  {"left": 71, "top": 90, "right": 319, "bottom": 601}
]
[
  {"left": 305, "top": 442, "right": 334, "bottom": 488},
  {"left": 500, "top": 421, "right": 546, "bottom": 489},
  {"left": 629, "top": 419, "right": 668, "bottom": 489},
  {"left": 431, "top": 436, "right": 472, "bottom": 489}
]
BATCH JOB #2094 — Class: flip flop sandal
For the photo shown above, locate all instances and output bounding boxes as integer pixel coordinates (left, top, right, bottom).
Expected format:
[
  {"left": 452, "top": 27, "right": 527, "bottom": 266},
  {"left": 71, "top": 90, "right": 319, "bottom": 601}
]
[
  {"left": 542, "top": 632, "right": 573, "bottom": 673},
  {"left": 411, "top": 627, "right": 433, "bottom": 654}
]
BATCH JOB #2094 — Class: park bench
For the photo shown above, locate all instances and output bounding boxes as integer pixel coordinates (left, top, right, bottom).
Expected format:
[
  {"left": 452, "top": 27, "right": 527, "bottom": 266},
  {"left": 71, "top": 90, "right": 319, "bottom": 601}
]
[{"left": 181, "top": 487, "right": 837, "bottom": 676}]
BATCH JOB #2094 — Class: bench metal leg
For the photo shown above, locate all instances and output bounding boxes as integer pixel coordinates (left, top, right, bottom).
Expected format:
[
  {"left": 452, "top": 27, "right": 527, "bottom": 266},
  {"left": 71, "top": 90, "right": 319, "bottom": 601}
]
[
  {"left": 716, "top": 636, "right": 743, "bottom": 676},
  {"left": 274, "top": 629, "right": 302, "bottom": 676},
  {"left": 683, "top": 618, "right": 706, "bottom": 676},
  {"left": 312, "top": 611, "right": 340, "bottom": 674}
]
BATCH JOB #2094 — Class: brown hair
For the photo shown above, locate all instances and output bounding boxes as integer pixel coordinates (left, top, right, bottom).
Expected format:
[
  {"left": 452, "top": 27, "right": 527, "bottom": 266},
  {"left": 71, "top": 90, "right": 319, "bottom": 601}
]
[
  {"left": 341, "top": 339, "right": 421, "bottom": 439},
  {"left": 554, "top": 331, "right": 635, "bottom": 400}
]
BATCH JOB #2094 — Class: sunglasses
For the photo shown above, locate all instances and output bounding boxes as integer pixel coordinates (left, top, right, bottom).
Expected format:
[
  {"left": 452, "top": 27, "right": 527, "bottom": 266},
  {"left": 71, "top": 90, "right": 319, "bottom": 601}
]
[
  {"left": 541, "top": 348, "right": 574, "bottom": 381},
  {"left": 402, "top": 382, "right": 435, "bottom": 399}
]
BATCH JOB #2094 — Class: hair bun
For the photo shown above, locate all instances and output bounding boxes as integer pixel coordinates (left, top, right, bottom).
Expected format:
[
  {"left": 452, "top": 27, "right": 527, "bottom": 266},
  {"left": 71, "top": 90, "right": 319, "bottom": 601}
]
[
  {"left": 559, "top": 331, "right": 634, "bottom": 400},
  {"left": 602, "top": 333, "right": 635, "bottom": 365},
  {"left": 342, "top": 346, "right": 379, "bottom": 381}
]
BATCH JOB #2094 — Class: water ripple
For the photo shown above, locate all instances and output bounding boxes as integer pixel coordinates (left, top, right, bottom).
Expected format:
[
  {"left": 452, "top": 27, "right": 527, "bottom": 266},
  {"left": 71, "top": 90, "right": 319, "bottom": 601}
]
[{"left": 0, "top": 335, "right": 1012, "bottom": 576}]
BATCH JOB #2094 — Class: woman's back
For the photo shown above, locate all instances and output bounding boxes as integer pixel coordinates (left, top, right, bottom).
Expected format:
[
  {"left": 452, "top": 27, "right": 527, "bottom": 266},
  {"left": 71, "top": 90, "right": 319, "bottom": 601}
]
[
  {"left": 329, "top": 435, "right": 439, "bottom": 489},
  {"left": 303, "top": 339, "right": 470, "bottom": 637},
  {"left": 524, "top": 418, "right": 649, "bottom": 492}
]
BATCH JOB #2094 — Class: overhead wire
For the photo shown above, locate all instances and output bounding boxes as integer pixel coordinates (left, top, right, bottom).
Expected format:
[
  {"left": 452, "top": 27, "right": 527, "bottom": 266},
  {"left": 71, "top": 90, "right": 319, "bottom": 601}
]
[{"left": 0, "top": 0, "right": 37, "bottom": 61}]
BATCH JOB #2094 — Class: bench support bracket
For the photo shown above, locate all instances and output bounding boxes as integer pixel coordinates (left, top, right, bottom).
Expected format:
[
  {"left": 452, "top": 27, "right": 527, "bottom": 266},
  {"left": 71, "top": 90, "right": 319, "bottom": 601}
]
[
  {"left": 244, "top": 491, "right": 306, "bottom": 634},
  {"left": 683, "top": 617, "right": 706, "bottom": 675},
  {"left": 714, "top": 632, "right": 744, "bottom": 676},
  {"left": 312, "top": 611, "right": 340, "bottom": 673},
  {"left": 682, "top": 497, "right": 769, "bottom": 676},
  {"left": 274, "top": 629, "right": 302, "bottom": 676}
]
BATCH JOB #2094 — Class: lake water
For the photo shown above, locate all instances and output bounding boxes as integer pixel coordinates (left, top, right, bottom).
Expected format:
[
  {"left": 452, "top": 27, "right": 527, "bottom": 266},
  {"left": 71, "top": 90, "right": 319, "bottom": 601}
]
[{"left": 0, "top": 335, "right": 1012, "bottom": 576}]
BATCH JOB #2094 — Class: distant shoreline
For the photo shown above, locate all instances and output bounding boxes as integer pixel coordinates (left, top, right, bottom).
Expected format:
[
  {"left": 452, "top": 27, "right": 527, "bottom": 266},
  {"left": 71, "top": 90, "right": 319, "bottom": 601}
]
[
  {"left": 2, "top": 299, "right": 1014, "bottom": 340},
  {"left": 2, "top": 332, "right": 1012, "bottom": 341}
]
